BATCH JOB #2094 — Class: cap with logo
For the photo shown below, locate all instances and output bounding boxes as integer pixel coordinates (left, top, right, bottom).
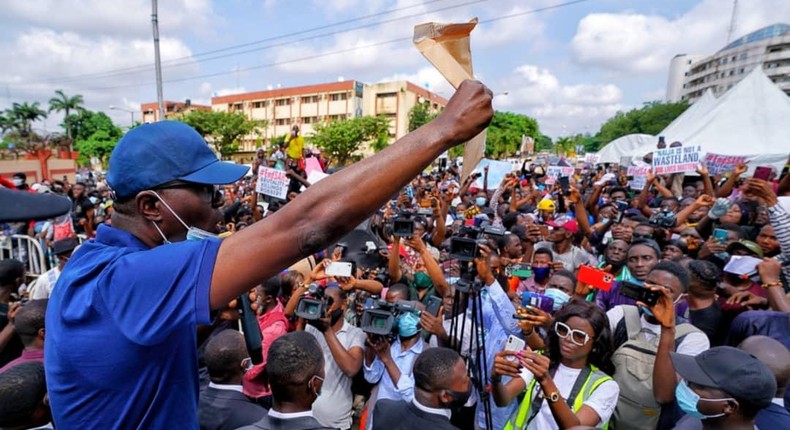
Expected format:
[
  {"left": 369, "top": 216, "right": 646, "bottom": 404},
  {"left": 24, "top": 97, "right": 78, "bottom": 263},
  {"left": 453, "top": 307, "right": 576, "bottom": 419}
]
[
  {"left": 537, "top": 199, "right": 556, "bottom": 212},
  {"left": 107, "top": 121, "right": 249, "bottom": 200},
  {"left": 670, "top": 346, "right": 776, "bottom": 408},
  {"left": 546, "top": 214, "right": 579, "bottom": 234}
]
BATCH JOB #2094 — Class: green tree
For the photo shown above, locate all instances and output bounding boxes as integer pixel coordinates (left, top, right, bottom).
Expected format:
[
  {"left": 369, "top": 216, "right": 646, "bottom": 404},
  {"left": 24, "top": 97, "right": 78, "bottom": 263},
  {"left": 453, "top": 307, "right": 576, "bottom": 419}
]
[
  {"left": 485, "top": 111, "right": 540, "bottom": 158},
  {"left": 310, "top": 116, "right": 391, "bottom": 166},
  {"left": 177, "top": 110, "right": 265, "bottom": 158},
  {"left": 408, "top": 102, "right": 438, "bottom": 132},
  {"left": 8, "top": 102, "right": 47, "bottom": 134},
  {"left": 64, "top": 110, "right": 123, "bottom": 166},
  {"left": 49, "top": 89, "right": 84, "bottom": 138},
  {"left": 535, "top": 134, "right": 553, "bottom": 152},
  {"left": 596, "top": 100, "right": 689, "bottom": 145}
]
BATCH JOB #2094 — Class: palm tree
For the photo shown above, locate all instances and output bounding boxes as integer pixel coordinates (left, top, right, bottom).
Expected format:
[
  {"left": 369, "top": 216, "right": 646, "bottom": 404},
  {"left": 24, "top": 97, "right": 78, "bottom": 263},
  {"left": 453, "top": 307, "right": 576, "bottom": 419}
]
[
  {"left": 554, "top": 137, "right": 574, "bottom": 156},
  {"left": 10, "top": 102, "right": 48, "bottom": 135},
  {"left": 49, "top": 89, "right": 84, "bottom": 138}
]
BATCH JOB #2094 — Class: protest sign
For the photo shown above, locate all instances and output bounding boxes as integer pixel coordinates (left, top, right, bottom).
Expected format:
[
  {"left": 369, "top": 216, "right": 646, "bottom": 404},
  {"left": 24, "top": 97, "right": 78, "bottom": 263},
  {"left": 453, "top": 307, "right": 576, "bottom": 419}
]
[
  {"left": 470, "top": 159, "right": 512, "bottom": 189},
  {"left": 414, "top": 18, "right": 485, "bottom": 181},
  {"left": 256, "top": 166, "right": 289, "bottom": 199},
  {"left": 703, "top": 153, "right": 747, "bottom": 176},
  {"left": 584, "top": 154, "right": 600, "bottom": 165},
  {"left": 627, "top": 166, "right": 650, "bottom": 190},
  {"left": 652, "top": 145, "right": 702, "bottom": 175},
  {"left": 546, "top": 165, "right": 575, "bottom": 179}
]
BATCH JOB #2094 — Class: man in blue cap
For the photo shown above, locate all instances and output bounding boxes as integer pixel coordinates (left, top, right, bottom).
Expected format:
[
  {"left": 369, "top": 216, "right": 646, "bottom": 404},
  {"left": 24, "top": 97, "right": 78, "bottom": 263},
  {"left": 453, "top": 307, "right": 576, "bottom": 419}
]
[{"left": 45, "top": 80, "right": 493, "bottom": 429}]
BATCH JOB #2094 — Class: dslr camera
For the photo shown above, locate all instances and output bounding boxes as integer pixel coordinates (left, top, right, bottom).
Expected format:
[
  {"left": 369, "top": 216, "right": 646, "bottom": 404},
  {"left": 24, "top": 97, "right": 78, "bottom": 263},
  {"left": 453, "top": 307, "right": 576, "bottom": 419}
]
[
  {"left": 649, "top": 207, "right": 676, "bottom": 229},
  {"left": 449, "top": 223, "right": 506, "bottom": 263},
  {"left": 360, "top": 299, "right": 418, "bottom": 335},
  {"left": 295, "top": 283, "right": 329, "bottom": 321}
]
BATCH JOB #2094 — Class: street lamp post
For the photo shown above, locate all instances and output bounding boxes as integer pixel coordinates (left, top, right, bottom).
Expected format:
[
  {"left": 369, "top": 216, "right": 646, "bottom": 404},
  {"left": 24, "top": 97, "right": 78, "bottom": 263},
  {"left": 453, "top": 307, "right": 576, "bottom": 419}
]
[{"left": 109, "top": 105, "right": 136, "bottom": 128}]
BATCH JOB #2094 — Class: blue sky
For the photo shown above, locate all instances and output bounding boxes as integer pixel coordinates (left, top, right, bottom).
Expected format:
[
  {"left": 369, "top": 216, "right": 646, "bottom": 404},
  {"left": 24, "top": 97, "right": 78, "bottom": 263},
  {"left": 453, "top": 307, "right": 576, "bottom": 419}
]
[{"left": 0, "top": 0, "right": 786, "bottom": 137}]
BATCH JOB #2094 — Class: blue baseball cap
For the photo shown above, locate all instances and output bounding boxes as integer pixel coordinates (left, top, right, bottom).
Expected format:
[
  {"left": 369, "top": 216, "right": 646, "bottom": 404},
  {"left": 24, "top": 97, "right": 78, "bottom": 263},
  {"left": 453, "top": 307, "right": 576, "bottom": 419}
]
[{"left": 108, "top": 121, "right": 249, "bottom": 199}]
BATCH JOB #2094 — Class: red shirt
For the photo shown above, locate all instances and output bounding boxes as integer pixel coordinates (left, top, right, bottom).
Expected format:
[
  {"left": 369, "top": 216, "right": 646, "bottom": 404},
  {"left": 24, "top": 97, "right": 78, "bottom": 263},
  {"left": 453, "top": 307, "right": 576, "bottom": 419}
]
[
  {"left": 0, "top": 348, "right": 44, "bottom": 375},
  {"left": 242, "top": 302, "right": 288, "bottom": 398}
]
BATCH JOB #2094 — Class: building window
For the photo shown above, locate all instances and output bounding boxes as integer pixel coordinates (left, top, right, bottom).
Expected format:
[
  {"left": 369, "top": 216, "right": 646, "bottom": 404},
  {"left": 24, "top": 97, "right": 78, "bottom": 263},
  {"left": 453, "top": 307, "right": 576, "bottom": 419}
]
[
  {"left": 275, "top": 118, "right": 288, "bottom": 126},
  {"left": 252, "top": 101, "right": 268, "bottom": 109},
  {"left": 302, "top": 116, "right": 319, "bottom": 124},
  {"left": 738, "top": 53, "right": 747, "bottom": 60},
  {"left": 729, "top": 70, "right": 735, "bottom": 76},
  {"left": 328, "top": 114, "right": 347, "bottom": 121},
  {"left": 329, "top": 93, "right": 348, "bottom": 101},
  {"left": 739, "top": 67, "right": 745, "bottom": 74},
  {"left": 722, "top": 58, "right": 728, "bottom": 65},
  {"left": 275, "top": 98, "right": 290, "bottom": 106},
  {"left": 302, "top": 95, "right": 319, "bottom": 104}
]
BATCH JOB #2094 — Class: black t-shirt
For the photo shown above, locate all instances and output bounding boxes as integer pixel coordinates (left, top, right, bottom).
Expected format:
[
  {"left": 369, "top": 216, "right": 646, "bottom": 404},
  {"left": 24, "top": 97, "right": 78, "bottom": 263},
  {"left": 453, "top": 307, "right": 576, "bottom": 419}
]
[{"left": 688, "top": 302, "right": 727, "bottom": 347}]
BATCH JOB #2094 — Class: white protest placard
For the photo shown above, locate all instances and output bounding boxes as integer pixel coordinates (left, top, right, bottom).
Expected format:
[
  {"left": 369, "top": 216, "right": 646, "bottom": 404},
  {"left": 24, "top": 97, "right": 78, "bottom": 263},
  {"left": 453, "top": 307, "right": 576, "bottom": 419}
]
[
  {"left": 256, "top": 166, "right": 289, "bottom": 199},
  {"left": 703, "top": 153, "right": 747, "bottom": 176},
  {"left": 584, "top": 154, "right": 600, "bottom": 165},
  {"left": 627, "top": 166, "right": 650, "bottom": 190},
  {"left": 651, "top": 145, "right": 702, "bottom": 175},
  {"left": 546, "top": 166, "right": 575, "bottom": 179},
  {"left": 470, "top": 159, "right": 513, "bottom": 189},
  {"left": 300, "top": 170, "right": 331, "bottom": 192}
]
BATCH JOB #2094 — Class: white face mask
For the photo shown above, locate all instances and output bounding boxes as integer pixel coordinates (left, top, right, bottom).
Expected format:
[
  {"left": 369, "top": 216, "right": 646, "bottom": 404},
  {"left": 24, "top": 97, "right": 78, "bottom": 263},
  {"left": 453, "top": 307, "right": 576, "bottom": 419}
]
[
  {"left": 147, "top": 190, "right": 218, "bottom": 244},
  {"left": 12, "top": 178, "right": 24, "bottom": 187}
]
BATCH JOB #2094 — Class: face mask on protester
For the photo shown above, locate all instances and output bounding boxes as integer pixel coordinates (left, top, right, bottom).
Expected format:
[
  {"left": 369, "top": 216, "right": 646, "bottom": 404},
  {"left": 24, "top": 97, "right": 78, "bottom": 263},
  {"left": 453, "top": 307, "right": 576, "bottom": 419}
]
[
  {"left": 543, "top": 288, "right": 570, "bottom": 312},
  {"left": 675, "top": 379, "right": 733, "bottom": 420},
  {"left": 443, "top": 383, "right": 472, "bottom": 410},
  {"left": 475, "top": 197, "right": 487, "bottom": 207},
  {"left": 12, "top": 178, "right": 24, "bottom": 187},
  {"left": 146, "top": 190, "right": 218, "bottom": 244},
  {"left": 533, "top": 267, "right": 551, "bottom": 282},
  {"left": 396, "top": 311, "right": 421, "bottom": 337}
]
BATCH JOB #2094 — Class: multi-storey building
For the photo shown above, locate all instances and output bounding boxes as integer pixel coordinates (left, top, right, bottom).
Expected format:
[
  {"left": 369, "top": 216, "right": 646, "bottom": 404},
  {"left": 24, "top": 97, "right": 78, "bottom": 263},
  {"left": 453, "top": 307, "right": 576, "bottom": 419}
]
[
  {"left": 140, "top": 80, "right": 446, "bottom": 161},
  {"left": 668, "top": 23, "right": 790, "bottom": 103},
  {"left": 140, "top": 100, "right": 211, "bottom": 123}
]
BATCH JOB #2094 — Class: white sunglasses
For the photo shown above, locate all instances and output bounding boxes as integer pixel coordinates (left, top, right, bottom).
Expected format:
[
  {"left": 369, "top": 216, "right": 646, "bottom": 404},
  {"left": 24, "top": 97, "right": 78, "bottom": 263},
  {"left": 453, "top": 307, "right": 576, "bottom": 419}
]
[{"left": 555, "top": 321, "right": 591, "bottom": 346}]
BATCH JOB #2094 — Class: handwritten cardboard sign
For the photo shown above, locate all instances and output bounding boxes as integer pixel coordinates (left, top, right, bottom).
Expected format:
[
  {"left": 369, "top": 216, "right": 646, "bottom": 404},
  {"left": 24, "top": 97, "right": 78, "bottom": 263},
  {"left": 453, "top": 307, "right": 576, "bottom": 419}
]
[
  {"left": 703, "top": 153, "right": 747, "bottom": 176},
  {"left": 627, "top": 166, "right": 650, "bottom": 190}
]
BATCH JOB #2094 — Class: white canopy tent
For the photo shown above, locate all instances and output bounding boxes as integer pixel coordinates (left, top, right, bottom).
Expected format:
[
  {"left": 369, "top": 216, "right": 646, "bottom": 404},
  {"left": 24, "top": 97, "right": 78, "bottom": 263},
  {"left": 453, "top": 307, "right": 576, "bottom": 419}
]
[
  {"left": 657, "top": 89, "right": 717, "bottom": 143},
  {"left": 595, "top": 134, "right": 655, "bottom": 164}
]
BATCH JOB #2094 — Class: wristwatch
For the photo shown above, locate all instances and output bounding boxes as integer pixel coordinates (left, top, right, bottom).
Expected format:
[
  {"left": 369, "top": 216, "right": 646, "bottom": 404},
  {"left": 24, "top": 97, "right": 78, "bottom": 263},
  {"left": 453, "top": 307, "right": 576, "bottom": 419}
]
[{"left": 546, "top": 391, "right": 561, "bottom": 403}]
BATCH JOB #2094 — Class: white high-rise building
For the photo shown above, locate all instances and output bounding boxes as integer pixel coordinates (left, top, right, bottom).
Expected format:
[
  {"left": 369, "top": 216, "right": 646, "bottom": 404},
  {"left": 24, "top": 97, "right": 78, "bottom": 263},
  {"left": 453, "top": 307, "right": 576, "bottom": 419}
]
[
  {"left": 666, "top": 54, "right": 705, "bottom": 102},
  {"left": 672, "top": 23, "right": 790, "bottom": 104}
]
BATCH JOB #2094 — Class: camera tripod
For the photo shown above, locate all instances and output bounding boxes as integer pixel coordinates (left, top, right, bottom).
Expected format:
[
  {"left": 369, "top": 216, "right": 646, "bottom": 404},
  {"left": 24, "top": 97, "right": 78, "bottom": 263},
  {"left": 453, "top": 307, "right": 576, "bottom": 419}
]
[{"left": 449, "top": 261, "right": 494, "bottom": 430}]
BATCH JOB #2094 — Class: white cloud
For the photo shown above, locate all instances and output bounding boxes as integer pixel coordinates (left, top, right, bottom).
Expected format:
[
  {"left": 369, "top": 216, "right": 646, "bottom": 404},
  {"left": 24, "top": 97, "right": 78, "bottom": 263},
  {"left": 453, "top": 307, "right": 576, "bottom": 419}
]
[
  {"left": 495, "top": 65, "right": 625, "bottom": 137},
  {"left": 570, "top": 0, "right": 790, "bottom": 75},
  {"left": 378, "top": 67, "right": 454, "bottom": 96},
  {"left": 0, "top": 0, "right": 217, "bottom": 38}
]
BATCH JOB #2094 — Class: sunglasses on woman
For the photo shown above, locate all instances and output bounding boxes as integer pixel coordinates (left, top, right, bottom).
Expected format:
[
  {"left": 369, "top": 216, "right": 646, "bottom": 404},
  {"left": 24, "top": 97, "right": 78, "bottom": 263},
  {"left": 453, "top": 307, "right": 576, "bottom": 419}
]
[{"left": 555, "top": 321, "right": 591, "bottom": 346}]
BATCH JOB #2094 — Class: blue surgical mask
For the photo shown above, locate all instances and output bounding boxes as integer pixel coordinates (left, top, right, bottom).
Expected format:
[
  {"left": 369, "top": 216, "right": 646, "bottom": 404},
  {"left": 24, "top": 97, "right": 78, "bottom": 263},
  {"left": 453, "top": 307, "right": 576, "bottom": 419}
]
[
  {"left": 533, "top": 266, "right": 551, "bottom": 282},
  {"left": 475, "top": 197, "right": 487, "bottom": 207},
  {"left": 397, "top": 311, "right": 421, "bottom": 338},
  {"left": 675, "top": 379, "right": 732, "bottom": 420},
  {"left": 543, "top": 288, "right": 570, "bottom": 312},
  {"left": 148, "top": 190, "right": 219, "bottom": 244}
]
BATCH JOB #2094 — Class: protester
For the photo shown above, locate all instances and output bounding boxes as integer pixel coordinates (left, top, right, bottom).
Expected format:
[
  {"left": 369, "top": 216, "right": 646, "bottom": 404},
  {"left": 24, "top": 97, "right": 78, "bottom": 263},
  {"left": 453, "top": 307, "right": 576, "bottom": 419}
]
[
  {"left": 372, "top": 347, "right": 469, "bottom": 430},
  {"left": 26, "top": 238, "right": 78, "bottom": 300},
  {"left": 198, "top": 331, "right": 266, "bottom": 430},
  {"left": 0, "top": 362, "right": 51, "bottom": 429},
  {"left": 492, "top": 301, "right": 619, "bottom": 429},
  {"left": 239, "top": 331, "right": 334, "bottom": 430},
  {"left": 738, "top": 336, "right": 790, "bottom": 428},
  {"left": 0, "top": 299, "right": 46, "bottom": 375},
  {"left": 670, "top": 346, "right": 776, "bottom": 430}
]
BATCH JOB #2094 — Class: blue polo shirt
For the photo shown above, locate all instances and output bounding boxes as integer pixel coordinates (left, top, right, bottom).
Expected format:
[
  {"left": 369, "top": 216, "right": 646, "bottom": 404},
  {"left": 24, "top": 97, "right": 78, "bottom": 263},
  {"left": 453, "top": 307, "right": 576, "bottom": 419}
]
[{"left": 45, "top": 224, "right": 220, "bottom": 429}]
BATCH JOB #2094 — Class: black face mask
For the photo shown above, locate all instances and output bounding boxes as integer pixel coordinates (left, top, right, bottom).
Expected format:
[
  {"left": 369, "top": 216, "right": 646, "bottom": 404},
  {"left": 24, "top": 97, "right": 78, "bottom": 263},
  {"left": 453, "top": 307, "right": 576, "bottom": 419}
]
[
  {"left": 443, "top": 383, "right": 472, "bottom": 410},
  {"left": 330, "top": 308, "right": 344, "bottom": 325}
]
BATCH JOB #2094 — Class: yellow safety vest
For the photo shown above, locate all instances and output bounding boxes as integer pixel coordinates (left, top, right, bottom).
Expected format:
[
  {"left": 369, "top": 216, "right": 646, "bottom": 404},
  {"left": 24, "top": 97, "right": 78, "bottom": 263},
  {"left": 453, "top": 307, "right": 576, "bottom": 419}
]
[{"left": 504, "top": 364, "right": 613, "bottom": 430}]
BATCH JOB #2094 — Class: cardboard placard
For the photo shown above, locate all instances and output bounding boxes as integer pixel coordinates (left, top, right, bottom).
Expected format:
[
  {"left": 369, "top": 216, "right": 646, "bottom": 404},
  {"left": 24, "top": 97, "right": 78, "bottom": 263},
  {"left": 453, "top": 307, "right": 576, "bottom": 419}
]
[
  {"left": 652, "top": 146, "right": 702, "bottom": 175},
  {"left": 546, "top": 166, "right": 575, "bottom": 179},
  {"left": 256, "top": 167, "right": 289, "bottom": 199},
  {"left": 703, "top": 153, "right": 747, "bottom": 176},
  {"left": 627, "top": 166, "right": 650, "bottom": 190},
  {"left": 414, "top": 18, "right": 485, "bottom": 181}
]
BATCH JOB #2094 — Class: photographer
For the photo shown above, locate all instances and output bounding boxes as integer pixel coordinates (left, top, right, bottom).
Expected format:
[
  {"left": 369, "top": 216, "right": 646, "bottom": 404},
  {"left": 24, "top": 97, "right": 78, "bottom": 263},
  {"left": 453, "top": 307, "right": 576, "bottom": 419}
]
[
  {"left": 388, "top": 235, "right": 449, "bottom": 307},
  {"left": 362, "top": 284, "right": 424, "bottom": 429},
  {"left": 300, "top": 287, "right": 366, "bottom": 429}
]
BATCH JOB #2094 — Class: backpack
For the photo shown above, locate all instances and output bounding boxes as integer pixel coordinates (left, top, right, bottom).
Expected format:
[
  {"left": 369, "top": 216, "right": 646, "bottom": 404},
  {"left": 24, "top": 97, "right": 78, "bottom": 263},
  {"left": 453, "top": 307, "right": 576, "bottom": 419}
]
[
  {"left": 53, "top": 214, "right": 76, "bottom": 242},
  {"left": 610, "top": 305, "right": 700, "bottom": 430}
]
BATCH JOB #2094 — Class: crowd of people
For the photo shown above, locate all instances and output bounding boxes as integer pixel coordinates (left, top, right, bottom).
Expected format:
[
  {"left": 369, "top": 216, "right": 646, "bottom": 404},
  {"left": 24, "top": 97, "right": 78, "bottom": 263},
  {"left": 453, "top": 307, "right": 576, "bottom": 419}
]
[{"left": 0, "top": 80, "right": 789, "bottom": 430}]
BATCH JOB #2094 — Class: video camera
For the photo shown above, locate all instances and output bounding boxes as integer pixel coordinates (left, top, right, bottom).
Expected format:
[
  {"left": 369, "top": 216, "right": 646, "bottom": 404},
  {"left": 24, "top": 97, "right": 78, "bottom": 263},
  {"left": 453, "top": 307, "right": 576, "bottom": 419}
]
[
  {"left": 295, "top": 283, "right": 329, "bottom": 321},
  {"left": 391, "top": 209, "right": 433, "bottom": 237},
  {"left": 649, "top": 207, "right": 676, "bottom": 228},
  {"left": 360, "top": 299, "right": 419, "bottom": 336},
  {"left": 449, "top": 223, "right": 506, "bottom": 263}
]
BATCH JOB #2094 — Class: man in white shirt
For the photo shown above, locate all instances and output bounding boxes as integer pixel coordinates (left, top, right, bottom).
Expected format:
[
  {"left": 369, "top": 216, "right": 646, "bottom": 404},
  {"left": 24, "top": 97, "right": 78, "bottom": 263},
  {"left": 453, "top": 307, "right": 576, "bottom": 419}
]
[
  {"left": 607, "top": 261, "right": 709, "bottom": 429},
  {"left": 27, "top": 237, "right": 78, "bottom": 300},
  {"left": 303, "top": 287, "right": 366, "bottom": 429}
]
